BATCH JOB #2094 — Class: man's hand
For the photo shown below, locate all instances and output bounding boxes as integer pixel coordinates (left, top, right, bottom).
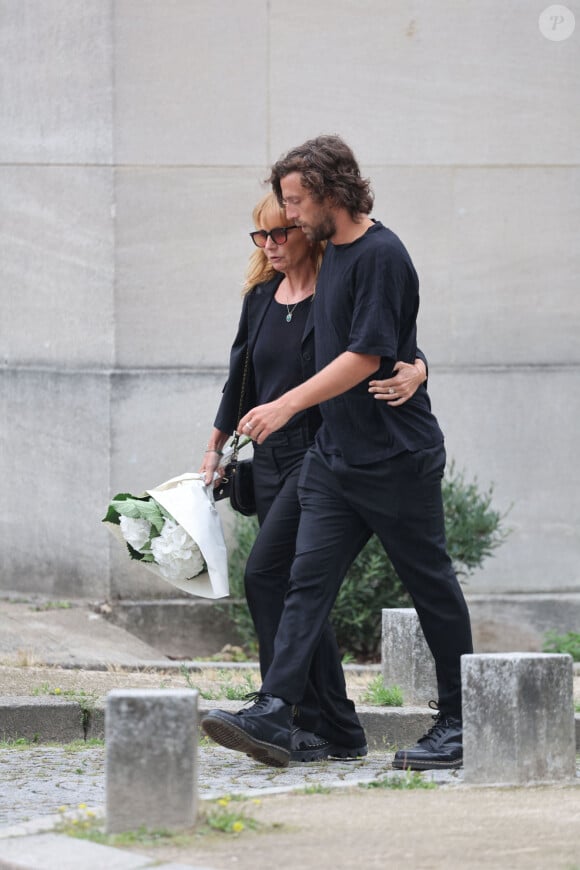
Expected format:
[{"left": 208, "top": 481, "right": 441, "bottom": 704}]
[
  {"left": 238, "top": 400, "right": 293, "bottom": 445},
  {"left": 368, "top": 359, "right": 426, "bottom": 406},
  {"left": 239, "top": 351, "right": 381, "bottom": 444}
]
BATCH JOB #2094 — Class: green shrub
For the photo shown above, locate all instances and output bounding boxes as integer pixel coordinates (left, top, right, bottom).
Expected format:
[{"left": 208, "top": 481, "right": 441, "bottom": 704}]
[
  {"left": 224, "top": 514, "right": 262, "bottom": 657},
  {"left": 226, "top": 461, "right": 509, "bottom": 660},
  {"left": 542, "top": 630, "right": 580, "bottom": 662}
]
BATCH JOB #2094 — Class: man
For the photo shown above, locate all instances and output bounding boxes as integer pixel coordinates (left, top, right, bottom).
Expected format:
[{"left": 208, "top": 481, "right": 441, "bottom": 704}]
[{"left": 202, "top": 134, "right": 473, "bottom": 770}]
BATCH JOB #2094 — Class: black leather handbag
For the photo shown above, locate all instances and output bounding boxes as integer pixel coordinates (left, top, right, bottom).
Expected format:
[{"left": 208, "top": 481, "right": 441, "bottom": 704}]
[
  {"left": 213, "top": 349, "right": 256, "bottom": 517},
  {"left": 214, "top": 451, "right": 255, "bottom": 517}
]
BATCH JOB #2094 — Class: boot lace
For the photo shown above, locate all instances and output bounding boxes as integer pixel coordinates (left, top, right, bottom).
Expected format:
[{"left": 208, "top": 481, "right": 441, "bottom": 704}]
[
  {"left": 417, "top": 700, "right": 458, "bottom": 743},
  {"left": 418, "top": 701, "right": 446, "bottom": 744},
  {"left": 239, "top": 691, "right": 271, "bottom": 712}
]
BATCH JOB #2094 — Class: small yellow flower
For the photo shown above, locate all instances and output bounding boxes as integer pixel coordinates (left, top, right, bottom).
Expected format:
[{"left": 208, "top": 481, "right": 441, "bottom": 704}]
[
  {"left": 251, "top": 798, "right": 262, "bottom": 806},
  {"left": 53, "top": 688, "right": 62, "bottom": 695},
  {"left": 77, "top": 803, "right": 87, "bottom": 810},
  {"left": 86, "top": 810, "right": 96, "bottom": 818},
  {"left": 232, "top": 821, "right": 244, "bottom": 833},
  {"left": 57, "top": 806, "right": 67, "bottom": 814},
  {"left": 217, "top": 798, "right": 230, "bottom": 807}
]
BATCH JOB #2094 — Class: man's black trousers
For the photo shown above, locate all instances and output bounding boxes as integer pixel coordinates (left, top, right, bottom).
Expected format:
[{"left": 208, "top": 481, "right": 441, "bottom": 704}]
[{"left": 262, "top": 443, "right": 473, "bottom": 718}]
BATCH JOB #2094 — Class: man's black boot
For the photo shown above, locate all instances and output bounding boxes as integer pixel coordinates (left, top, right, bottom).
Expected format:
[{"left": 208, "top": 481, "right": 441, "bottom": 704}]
[
  {"left": 392, "top": 711, "right": 463, "bottom": 770},
  {"left": 201, "top": 692, "right": 292, "bottom": 767},
  {"left": 290, "top": 728, "right": 332, "bottom": 762},
  {"left": 290, "top": 728, "right": 369, "bottom": 762}
]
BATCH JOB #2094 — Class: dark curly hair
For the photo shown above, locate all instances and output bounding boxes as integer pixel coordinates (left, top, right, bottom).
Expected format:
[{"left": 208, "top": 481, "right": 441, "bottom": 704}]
[{"left": 269, "top": 134, "right": 374, "bottom": 218}]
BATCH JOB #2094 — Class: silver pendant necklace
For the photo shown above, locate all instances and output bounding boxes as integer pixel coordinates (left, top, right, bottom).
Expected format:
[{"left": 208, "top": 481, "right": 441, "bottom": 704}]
[
  {"left": 285, "top": 288, "right": 314, "bottom": 323},
  {"left": 285, "top": 300, "right": 299, "bottom": 323}
]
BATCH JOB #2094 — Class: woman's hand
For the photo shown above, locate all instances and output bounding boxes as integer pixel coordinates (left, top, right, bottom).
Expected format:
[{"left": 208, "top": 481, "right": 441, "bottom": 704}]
[
  {"left": 199, "top": 451, "right": 224, "bottom": 487},
  {"left": 368, "top": 359, "right": 427, "bottom": 406},
  {"left": 199, "top": 429, "right": 228, "bottom": 486}
]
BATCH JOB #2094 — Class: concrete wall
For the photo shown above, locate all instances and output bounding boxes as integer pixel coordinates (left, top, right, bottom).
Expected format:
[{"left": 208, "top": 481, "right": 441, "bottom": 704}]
[{"left": 1, "top": 1, "right": 578, "bottom": 606}]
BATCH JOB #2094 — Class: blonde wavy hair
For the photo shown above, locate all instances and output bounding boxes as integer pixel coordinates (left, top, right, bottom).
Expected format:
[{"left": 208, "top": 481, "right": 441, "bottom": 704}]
[{"left": 243, "top": 192, "right": 325, "bottom": 294}]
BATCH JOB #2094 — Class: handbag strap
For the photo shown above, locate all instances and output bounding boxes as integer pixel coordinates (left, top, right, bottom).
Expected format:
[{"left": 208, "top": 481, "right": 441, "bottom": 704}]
[{"left": 231, "top": 347, "right": 250, "bottom": 462}]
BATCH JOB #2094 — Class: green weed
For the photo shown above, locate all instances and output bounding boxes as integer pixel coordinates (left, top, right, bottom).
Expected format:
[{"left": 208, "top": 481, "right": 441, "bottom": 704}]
[
  {"left": 33, "top": 600, "right": 72, "bottom": 611},
  {"left": 360, "top": 676, "right": 403, "bottom": 706},
  {"left": 56, "top": 807, "right": 194, "bottom": 847},
  {"left": 57, "top": 797, "right": 263, "bottom": 844},
  {"left": 0, "top": 735, "right": 40, "bottom": 748},
  {"left": 179, "top": 664, "right": 198, "bottom": 689},
  {"left": 361, "top": 771, "right": 437, "bottom": 790},
  {"left": 63, "top": 738, "right": 104, "bottom": 752},
  {"left": 0, "top": 737, "right": 103, "bottom": 750},
  {"left": 202, "top": 796, "right": 261, "bottom": 834},
  {"left": 195, "top": 671, "right": 259, "bottom": 701}
]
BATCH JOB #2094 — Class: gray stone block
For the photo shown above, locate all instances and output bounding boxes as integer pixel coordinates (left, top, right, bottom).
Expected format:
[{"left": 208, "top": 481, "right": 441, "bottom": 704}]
[
  {"left": 114, "top": 168, "right": 263, "bottom": 367},
  {"left": 462, "top": 653, "right": 576, "bottom": 785},
  {"left": 114, "top": 2, "right": 267, "bottom": 165},
  {"left": 105, "top": 689, "right": 198, "bottom": 833},
  {"left": 0, "top": 2, "right": 113, "bottom": 164},
  {"left": 0, "top": 369, "right": 111, "bottom": 599},
  {"left": 270, "top": 4, "right": 579, "bottom": 166},
  {"left": 355, "top": 705, "right": 433, "bottom": 752},
  {"left": 430, "top": 368, "right": 580, "bottom": 597},
  {"left": 0, "top": 697, "right": 84, "bottom": 743},
  {"left": 0, "top": 166, "right": 114, "bottom": 369},
  {"left": 381, "top": 609, "right": 437, "bottom": 706}
]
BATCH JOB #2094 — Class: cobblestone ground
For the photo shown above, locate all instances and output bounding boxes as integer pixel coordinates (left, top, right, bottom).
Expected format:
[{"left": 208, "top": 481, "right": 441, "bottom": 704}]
[{"left": 0, "top": 742, "right": 463, "bottom": 828}]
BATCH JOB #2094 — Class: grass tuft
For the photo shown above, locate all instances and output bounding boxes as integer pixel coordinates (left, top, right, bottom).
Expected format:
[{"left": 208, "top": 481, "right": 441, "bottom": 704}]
[
  {"left": 180, "top": 665, "right": 259, "bottom": 701},
  {"left": 361, "top": 771, "right": 437, "bottom": 790},
  {"left": 360, "top": 675, "right": 403, "bottom": 706},
  {"left": 56, "top": 796, "right": 264, "bottom": 844}
]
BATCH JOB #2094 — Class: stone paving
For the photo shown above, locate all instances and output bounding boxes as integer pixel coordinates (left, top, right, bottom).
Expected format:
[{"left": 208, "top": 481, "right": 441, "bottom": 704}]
[
  {"left": 1, "top": 740, "right": 578, "bottom": 870},
  {"left": 0, "top": 741, "right": 462, "bottom": 830}
]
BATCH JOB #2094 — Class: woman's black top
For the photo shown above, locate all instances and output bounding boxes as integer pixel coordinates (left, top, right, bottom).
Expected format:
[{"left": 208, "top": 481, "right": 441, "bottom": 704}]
[{"left": 253, "top": 296, "right": 313, "bottom": 406}]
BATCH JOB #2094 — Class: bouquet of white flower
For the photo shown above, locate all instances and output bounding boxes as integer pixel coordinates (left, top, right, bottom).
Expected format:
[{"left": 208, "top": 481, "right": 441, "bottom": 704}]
[{"left": 103, "top": 473, "right": 228, "bottom": 599}]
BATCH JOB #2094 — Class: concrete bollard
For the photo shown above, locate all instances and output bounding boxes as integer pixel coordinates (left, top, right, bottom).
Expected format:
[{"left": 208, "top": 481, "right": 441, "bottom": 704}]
[
  {"left": 381, "top": 608, "right": 437, "bottom": 706},
  {"left": 462, "top": 653, "right": 576, "bottom": 785},
  {"left": 105, "top": 689, "right": 198, "bottom": 833}
]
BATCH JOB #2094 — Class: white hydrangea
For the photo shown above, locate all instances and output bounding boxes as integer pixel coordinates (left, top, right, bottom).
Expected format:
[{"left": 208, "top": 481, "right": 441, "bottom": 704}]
[
  {"left": 150, "top": 518, "right": 205, "bottom": 583},
  {"left": 119, "top": 516, "right": 152, "bottom": 551}
]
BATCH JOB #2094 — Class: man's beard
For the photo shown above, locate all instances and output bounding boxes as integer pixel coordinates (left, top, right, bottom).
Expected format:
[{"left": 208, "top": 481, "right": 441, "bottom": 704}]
[{"left": 304, "top": 212, "right": 336, "bottom": 242}]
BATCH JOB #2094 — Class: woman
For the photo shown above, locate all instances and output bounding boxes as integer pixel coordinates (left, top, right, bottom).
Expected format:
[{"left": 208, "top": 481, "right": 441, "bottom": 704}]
[{"left": 200, "top": 193, "right": 426, "bottom": 761}]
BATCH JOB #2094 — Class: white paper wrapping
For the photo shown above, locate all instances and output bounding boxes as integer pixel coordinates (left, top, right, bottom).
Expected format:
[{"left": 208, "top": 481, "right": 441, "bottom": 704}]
[{"left": 106, "top": 473, "right": 229, "bottom": 599}]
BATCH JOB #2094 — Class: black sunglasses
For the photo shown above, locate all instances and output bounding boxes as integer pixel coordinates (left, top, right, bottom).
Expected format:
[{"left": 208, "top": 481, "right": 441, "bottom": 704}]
[{"left": 249, "top": 226, "right": 301, "bottom": 247}]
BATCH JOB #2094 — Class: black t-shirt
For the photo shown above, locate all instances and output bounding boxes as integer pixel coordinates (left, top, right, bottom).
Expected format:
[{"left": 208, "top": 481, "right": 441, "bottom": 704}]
[{"left": 314, "top": 221, "right": 443, "bottom": 464}]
